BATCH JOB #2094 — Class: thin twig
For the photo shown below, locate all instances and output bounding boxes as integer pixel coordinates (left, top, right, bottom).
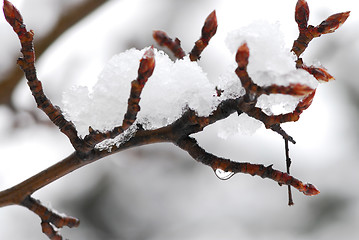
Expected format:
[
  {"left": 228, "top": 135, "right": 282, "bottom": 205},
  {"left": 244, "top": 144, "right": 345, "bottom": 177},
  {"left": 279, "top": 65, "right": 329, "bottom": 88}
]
[
  {"left": 284, "top": 138, "right": 294, "bottom": 206},
  {"left": 189, "top": 10, "right": 217, "bottom": 61},
  {"left": 0, "top": 0, "right": 108, "bottom": 107}
]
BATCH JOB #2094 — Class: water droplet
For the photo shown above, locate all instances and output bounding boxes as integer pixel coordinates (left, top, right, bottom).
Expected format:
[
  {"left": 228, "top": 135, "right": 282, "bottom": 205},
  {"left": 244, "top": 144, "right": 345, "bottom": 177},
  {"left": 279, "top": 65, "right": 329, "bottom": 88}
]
[{"left": 215, "top": 169, "right": 234, "bottom": 180}]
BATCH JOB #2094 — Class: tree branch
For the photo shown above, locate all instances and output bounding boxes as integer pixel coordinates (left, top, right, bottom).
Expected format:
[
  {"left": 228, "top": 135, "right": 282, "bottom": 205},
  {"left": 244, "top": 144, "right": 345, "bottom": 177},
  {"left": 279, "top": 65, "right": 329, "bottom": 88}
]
[
  {"left": 284, "top": 138, "right": 294, "bottom": 206},
  {"left": 175, "top": 136, "right": 319, "bottom": 195},
  {"left": 0, "top": 0, "right": 108, "bottom": 107},
  {"left": 1, "top": 0, "right": 349, "bottom": 238}
]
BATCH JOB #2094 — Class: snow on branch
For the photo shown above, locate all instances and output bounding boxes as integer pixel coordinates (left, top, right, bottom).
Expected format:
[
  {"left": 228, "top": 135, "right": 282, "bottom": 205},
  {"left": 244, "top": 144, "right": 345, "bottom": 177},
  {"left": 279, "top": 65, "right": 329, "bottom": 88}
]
[{"left": 1, "top": 0, "right": 350, "bottom": 239}]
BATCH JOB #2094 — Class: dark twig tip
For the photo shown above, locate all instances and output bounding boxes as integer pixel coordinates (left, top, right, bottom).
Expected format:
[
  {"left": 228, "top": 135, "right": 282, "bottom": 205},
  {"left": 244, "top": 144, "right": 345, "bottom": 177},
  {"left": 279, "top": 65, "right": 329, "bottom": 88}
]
[
  {"left": 3, "top": 0, "right": 23, "bottom": 26},
  {"left": 189, "top": 10, "right": 218, "bottom": 61},
  {"left": 235, "top": 43, "right": 249, "bottom": 69},
  {"left": 138, "top": 46, "right": 155, "bottom": 84},
  {"left": 202, "top": 10, "right": 218, "bottom": 41},
  {"left": 152, "top": 30, "right": 166, "bottom": 44},
  {"left": 317, "top": 11, "right": 350, "bottom": 34},
  {"left": 303, "top": 183, "right": 320, "bottom": 196},
  {"left": 152, "top": 30, "right": 186, "bottom": 59},
  {"left": 295, "top": 0, "right": 309, "bottom": 29},
  {"left": 21, "top": 196, "right": 80, "bottom": 240}
]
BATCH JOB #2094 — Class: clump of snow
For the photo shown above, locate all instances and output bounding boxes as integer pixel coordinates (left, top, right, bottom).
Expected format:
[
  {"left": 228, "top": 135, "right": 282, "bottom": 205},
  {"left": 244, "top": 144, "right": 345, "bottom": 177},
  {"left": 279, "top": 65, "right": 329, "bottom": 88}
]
[
  {"left": 225, "top": 21, "right": 317, "bottom": 88},
  {"left": 226, "top": 21, "right": 294, "bottom": 74},
  {"left": 62, "top": 48, "right": 218, "bottom": 137},
  {"left": 217, "top": 21, "right": 318, "bottom": 138},
  {"left": 217, "top": 113, "right": 262, "bottom": 139},
  {"left": 217, "top": 64, "right": 246, "bottom": 100}
]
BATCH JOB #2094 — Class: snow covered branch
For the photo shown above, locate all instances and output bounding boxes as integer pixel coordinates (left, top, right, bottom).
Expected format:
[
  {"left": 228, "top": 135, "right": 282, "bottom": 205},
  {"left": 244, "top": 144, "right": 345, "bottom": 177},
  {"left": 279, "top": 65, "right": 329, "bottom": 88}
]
[{"left": 1, "top": 0, "right": 349, "bottom": 239}]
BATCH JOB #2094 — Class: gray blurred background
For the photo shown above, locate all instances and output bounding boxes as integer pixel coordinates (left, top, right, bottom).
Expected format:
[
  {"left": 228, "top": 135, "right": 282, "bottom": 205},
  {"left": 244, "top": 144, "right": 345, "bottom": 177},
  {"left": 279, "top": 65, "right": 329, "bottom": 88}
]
[{"left": 0, "top": 0, "right": 358, "bottom": 239}]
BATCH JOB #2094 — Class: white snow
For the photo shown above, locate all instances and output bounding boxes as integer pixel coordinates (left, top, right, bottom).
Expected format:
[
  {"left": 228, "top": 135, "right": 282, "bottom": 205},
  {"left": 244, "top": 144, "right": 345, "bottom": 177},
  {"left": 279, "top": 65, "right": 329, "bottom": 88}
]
[
  {"left": 225, "top": 20, "right": 318, "bottom": 88},
  {"left": 62, "top": 48, "right": 218, "bottom": 137}
]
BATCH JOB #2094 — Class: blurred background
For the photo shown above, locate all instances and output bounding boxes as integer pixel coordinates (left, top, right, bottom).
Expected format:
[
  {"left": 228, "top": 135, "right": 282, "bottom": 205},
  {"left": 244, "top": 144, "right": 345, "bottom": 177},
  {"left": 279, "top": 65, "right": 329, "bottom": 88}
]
[{"left": 0, "top": 0, "right": 358, "bottom": 239}]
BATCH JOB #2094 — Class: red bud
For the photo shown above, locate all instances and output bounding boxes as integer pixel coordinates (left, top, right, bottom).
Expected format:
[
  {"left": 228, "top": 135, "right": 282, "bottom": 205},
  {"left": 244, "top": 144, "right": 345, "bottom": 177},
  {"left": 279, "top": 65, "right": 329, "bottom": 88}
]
[
  {"left": 317, "top": 11, "right": 350, "bottom": 34},
  {"left": 303, "top": 183, "right": 320, "bottom": 196},
  {"left": 138, "top": 46, "right": 155, "bottom": 84},
  {"left": 302, "top": 65, "right": 334, "bottom": 82},
  {"left": 3, "top": 0, "right": 25, "bottom": 33},
  {"left": 201, "top": 10, "right": 218, "bottom": 43},
  {"left": 265, "top": 83, "right": 314, "bottom": 96},
  {"left": 152, "top": 30, "right": 168, "bottom": 45},
  {"left": 295, "top": 0, "right": 310, "bottom": 30},
  {"left": 235, "top": 43, "right": 250, "bottom": 69}
]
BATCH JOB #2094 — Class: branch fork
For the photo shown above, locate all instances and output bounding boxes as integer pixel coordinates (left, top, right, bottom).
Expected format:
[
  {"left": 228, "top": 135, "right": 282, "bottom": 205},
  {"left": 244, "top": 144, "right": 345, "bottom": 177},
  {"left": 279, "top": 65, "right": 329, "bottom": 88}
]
[{"left": 1, "top": 0, "right": 349, "bottom": 238}]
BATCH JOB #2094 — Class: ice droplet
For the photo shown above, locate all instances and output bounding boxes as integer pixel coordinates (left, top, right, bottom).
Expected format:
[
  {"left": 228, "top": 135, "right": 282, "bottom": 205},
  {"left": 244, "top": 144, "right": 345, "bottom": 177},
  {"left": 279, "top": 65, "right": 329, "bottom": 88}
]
[{"left": 215, "top": 169, "right": 235, "bottom": 180}]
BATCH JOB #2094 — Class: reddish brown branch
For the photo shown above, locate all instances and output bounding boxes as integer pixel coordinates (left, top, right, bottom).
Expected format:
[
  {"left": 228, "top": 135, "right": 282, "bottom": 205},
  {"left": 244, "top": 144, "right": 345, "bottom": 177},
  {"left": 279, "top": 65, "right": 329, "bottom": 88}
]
[
  {"left": 176, "top": 136, "right": 319, "bottom": 196},
  {"left": 245, "top": 90, "right": 316, "bottom": 129},
  {"left": 262, "top": 84, "right": 314, "bottom": 96}
]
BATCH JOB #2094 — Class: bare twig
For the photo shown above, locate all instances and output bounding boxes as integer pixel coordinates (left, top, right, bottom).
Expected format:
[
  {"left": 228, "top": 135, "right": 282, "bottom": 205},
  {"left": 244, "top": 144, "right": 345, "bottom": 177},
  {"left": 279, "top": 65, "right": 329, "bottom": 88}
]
[
  {"left": 189, "top": 10, "right": 217, "bottom": 61},
  {"left": 153, "top": 30, "right": 186, "bottom": 59},
  {"left": 3, "top": 0, "right": 83, "bottom": 150},
  {"left": 0, "top": 0, "right": 108, "bottom": 107},
  {"left": 284, "top": 139, "right": 294, "bottom": 206},
  {"left": 176, "top": 136, "right": 319, "bottom": 196},
  {"left": 21, "top": 196, "right": 80, "bottom": 240}
]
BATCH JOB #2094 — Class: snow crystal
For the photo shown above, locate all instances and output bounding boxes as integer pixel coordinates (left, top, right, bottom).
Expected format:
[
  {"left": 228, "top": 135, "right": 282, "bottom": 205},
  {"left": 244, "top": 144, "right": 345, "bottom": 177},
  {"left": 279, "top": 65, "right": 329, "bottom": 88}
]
[{"left": 62, "top": 48, "right": 217, "bottom": 137}]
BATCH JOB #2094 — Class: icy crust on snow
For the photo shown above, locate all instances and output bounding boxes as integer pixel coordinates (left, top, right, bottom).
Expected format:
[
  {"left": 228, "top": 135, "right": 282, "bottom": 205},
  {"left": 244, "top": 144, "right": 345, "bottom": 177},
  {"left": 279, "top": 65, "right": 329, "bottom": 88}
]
[
  {"left": 62, "top": 21, "right": 317, "bottom": 140},
  {"left": 62, "top": 48, "right": 218, "bottom": 137}
]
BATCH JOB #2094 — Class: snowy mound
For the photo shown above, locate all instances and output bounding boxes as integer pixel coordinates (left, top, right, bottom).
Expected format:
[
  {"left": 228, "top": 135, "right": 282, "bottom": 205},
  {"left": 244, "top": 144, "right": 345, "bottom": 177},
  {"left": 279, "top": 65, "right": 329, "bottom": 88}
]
[{"left": 62, "top": 48, "right": 218, "bottom": 137}]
